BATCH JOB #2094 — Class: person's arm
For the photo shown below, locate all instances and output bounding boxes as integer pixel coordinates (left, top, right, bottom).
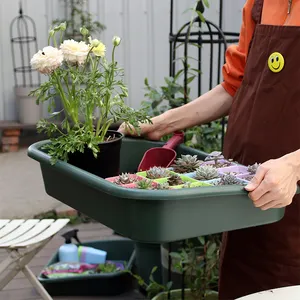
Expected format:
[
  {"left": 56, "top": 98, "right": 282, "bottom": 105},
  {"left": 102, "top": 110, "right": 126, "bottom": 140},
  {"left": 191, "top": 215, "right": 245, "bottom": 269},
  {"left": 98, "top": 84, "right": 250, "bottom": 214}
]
[
  {"left": 119, "top": 0, "right": 255, "bottom": 140},
  {"left": 142, "top": 0, "right": 256, "bottom": 139},
  {"left": 150, "top": 84, "right": 232, "bottom": 137}
]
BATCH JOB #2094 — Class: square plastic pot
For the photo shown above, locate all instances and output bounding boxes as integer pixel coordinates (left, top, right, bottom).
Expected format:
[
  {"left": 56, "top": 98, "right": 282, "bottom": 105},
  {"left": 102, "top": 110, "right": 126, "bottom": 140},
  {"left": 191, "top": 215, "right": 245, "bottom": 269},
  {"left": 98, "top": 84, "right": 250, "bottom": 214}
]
[
  {"left": 169, "top": 181, "right": 212, "bottom": 189},
  {"left": 237, "top": 173, "right": 255, "bottom": 182},
  {"left": 218, "top": 165, "right": 249, "bottom": 176},
  {"left": 105, "top": 174, "right": 144, "bottom": 186},
  {"left": 202, "top": 159, "right": 235, "bottom": 168},
  {"left": 155, "top": 173, "right": 198, "bottom": 188},
  {"left": 136, "top": 170, "right": 175, "bottom": 181},
  {"left": 184, "top": 171, "right": 222, "bottom": 184}
]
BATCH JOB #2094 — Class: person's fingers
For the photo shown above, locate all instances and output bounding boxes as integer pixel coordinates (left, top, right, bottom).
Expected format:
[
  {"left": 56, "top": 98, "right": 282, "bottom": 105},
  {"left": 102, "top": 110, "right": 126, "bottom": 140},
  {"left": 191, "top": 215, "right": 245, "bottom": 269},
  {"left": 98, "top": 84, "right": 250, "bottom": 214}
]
[
  {"left": 245, "top": 164, "right": 268, "bottom": 191},
  {"left": 259, "top": 200, "right": 280, "bottom": 211}
]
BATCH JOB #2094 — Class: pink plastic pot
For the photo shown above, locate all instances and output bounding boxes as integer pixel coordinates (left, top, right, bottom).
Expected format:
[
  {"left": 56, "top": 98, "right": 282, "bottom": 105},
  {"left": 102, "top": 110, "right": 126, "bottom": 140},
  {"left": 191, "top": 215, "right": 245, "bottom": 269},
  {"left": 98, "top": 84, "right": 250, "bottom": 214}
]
[
  {"left": 123, "top": 181, "right": 159, "bottom": 189},
  {"left": 105, "top": 174, "right": 144, "bottom": 186}
]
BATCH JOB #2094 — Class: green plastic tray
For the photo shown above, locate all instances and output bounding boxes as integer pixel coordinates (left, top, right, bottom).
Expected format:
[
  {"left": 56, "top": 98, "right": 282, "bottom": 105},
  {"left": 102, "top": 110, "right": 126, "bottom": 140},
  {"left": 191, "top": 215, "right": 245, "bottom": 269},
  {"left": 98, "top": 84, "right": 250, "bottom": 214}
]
[
  {"left": 38, "top": 239, "right": 135, "bottom": 296},
  {"left": 28, "top": 138, "right": 285, "bottom": 243}
]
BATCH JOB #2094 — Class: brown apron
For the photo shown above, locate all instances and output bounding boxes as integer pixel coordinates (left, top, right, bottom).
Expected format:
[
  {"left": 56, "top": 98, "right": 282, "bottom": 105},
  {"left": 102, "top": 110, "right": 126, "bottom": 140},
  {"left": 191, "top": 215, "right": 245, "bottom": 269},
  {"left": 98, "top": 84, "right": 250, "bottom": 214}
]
[{"left": 219, "top": 0, "right": 300, "bottom": 299}]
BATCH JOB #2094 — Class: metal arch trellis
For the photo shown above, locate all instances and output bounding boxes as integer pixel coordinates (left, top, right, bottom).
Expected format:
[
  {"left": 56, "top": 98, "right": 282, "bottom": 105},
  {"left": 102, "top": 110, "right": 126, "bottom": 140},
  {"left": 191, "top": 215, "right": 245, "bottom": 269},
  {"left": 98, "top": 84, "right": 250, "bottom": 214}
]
[
  {"left": 10, "top": 2, "right": 40, "bottom": 87},
  {"left": 169, "top": 0, "right": 239, "bottom": 150},
  {"left": 167, "top": 1, "right": 239, "bottom": 299}
]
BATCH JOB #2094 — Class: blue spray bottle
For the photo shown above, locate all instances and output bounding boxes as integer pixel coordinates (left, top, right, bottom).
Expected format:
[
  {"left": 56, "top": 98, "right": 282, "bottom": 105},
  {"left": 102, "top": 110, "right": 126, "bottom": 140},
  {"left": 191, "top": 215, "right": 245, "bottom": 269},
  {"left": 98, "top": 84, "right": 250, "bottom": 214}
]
[{"left": 58, "top": 229, "right": 81, "bottom": 263}]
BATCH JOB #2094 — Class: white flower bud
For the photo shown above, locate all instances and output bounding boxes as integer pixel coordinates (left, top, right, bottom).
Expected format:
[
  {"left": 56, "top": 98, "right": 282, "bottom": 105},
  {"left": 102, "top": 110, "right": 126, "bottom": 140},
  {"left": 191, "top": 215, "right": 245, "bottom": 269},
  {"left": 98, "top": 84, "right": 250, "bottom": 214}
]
[
  {"left": 112, "top": 36, "right": 121, "bottom": 46},
  {"left": 88, "top": 36, "right": 101, "bottom": 48},
  {"left": 80, "top": 27, "right": 89, "bottom": 36},
  {"left": 60, "top": 22, "right": 67, "bottom": 31}
]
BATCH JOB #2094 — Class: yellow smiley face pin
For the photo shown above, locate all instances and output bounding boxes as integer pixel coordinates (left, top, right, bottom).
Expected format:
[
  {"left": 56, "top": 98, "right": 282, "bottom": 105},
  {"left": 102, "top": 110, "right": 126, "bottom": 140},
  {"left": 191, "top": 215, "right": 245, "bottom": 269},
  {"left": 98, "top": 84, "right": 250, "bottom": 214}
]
[{"left": 268, "top": 52, "right": 284, "bottom": 73}]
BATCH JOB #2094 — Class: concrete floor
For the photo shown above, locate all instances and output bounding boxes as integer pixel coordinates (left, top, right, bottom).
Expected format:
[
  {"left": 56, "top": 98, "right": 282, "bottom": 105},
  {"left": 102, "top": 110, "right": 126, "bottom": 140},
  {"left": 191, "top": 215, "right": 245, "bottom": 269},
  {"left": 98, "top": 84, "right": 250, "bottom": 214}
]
[{"left": 0, "top": 148, "right": 72, "bottom": 218}]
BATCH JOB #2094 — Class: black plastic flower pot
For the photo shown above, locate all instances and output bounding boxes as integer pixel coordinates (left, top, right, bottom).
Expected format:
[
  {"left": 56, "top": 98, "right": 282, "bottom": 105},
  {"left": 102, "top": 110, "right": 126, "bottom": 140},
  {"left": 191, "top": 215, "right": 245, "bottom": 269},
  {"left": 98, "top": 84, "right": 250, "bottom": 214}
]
[{"left": 68, "top": 130, "right": 123, "bottom": 178}]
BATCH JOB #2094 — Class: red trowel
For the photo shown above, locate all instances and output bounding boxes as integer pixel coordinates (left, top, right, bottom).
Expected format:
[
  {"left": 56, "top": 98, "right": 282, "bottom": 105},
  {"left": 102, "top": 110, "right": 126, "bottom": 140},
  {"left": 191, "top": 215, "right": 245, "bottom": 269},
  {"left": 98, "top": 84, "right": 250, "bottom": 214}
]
[{"left": 137, "top": 131, "right": 184, "bottom": 171}]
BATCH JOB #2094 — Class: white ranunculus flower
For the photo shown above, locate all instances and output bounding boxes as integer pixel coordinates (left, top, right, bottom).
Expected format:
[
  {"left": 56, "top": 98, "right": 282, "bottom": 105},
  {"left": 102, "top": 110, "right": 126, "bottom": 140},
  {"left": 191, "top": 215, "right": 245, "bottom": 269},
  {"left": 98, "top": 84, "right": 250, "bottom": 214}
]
[
  {"left": 30, "top": 46, "right": 63, "bottom": 74},
  {"left": 60, "top": 39, "right": 90, "bottom": 65}
]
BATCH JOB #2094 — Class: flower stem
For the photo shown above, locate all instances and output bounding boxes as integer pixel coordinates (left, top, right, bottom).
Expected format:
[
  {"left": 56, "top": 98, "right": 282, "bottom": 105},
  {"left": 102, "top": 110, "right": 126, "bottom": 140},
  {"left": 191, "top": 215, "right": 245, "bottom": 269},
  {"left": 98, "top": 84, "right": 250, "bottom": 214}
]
[{"left": 53, "top": 72, "right": 77, "bottom": 124}]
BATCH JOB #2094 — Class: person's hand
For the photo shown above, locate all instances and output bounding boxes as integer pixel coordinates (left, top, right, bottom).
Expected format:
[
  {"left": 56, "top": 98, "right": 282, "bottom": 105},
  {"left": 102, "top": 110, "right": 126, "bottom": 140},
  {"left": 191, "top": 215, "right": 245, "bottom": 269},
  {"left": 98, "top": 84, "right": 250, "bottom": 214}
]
[
  {"left": 118, "top": 115, "right": 166, "bottom": 141},
  {"left": 245, "top": 154, "right": 300, "bottom": 210}
]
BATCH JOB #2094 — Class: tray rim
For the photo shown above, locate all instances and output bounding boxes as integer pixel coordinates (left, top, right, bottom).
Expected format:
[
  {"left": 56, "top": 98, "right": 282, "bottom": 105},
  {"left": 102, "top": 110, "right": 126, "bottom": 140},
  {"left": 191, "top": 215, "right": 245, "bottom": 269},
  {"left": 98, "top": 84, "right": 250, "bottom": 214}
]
[{"left": 28, "top": 139, "right": 253, "bottom": 201}]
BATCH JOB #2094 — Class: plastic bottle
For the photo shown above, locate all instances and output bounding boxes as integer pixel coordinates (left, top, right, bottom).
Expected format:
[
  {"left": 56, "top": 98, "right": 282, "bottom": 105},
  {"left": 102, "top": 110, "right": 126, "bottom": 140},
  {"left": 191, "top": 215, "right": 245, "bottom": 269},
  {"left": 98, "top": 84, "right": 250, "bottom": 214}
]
[
  {"left": 78, "top": 245, "right": 107, "bottom": 264},
  {"left": 58, "top": 229, "right": 80, "bottom": 263}
]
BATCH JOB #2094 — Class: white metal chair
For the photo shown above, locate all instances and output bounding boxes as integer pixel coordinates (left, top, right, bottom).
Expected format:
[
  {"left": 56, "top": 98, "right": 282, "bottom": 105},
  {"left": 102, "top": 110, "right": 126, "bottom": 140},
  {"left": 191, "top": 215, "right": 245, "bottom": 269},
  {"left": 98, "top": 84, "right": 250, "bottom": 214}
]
[{"left": 0, "top": 219, "right": 69, "bottom": 300}]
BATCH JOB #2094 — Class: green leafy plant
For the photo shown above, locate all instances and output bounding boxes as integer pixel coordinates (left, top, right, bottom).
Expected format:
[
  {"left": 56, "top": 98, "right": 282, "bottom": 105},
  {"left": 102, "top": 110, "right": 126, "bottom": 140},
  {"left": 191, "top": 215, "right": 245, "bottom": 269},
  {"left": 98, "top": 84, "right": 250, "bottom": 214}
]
[
  {"left": 127, "top": 267, "right": 172, "bottom": 299},
  {"left": 30, "top": 24, "right": 151, "bottom": 163},
  {"left": 52, "top": 0, "right": 105, "bottom": 41},
  {"left": 142, "top": 0, "right": 223, "bottom": 153},
  {"left": 96, "top": 262, "right": 124, "bottom": 273},
  {"left": 169, "top": 236, "right": 221, "bottom": 300},
  {"left": 129, "top": 235, "right": 221, "bottom": 299}
]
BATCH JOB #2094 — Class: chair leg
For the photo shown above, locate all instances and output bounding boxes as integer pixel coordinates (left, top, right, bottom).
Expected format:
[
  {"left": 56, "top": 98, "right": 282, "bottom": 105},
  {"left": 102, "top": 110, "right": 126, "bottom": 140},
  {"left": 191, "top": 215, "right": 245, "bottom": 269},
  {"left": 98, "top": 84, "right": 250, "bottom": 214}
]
[
  {"left": 0, "top": 253, "right": 20, "bottom": 290},
  {"left": 0, "top": 239, "right": 52, "bottom": 295},
  {"left": 23, "top": 265, "right": 52, "bottom": 300}
]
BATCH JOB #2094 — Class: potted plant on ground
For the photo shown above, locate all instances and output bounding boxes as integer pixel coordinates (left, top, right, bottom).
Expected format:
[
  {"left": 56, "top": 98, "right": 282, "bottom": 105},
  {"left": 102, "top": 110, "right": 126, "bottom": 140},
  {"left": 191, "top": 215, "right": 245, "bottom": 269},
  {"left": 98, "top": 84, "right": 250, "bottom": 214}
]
[
  {"left": 29, "top": 23, "right": 150, "bottom": 178},
  {"left": 128, "top": 236, "right": 220, "bottom": 300}
]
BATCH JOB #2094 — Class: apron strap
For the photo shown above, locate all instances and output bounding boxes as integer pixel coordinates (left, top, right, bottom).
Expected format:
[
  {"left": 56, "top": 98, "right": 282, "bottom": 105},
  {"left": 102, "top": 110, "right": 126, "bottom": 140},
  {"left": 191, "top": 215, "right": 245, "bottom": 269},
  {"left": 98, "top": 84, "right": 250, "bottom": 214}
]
[
  {"left": 248, "top": 0, "right": 264, "bottom": 55},
  {"left": 252, "top": 0, "right": 264, "bottom": 25}
]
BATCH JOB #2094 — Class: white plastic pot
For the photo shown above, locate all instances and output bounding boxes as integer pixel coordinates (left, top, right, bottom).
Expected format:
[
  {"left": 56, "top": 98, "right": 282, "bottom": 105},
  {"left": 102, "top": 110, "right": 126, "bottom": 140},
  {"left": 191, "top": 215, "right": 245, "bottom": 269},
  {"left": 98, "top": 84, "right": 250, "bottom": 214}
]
[{"left": 15, "top": 86, "right": 42, "bottom": 124}]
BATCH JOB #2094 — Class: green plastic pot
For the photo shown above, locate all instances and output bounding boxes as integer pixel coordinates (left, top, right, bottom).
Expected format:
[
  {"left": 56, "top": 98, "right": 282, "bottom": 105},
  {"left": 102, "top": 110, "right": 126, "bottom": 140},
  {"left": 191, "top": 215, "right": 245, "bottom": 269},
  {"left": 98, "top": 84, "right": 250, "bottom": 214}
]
[
  {"left": 28, "top": 137, "right": 285, "bottom": 243},
  {"left": 152, "top": 289, "right": 218, "bottom": 300}
]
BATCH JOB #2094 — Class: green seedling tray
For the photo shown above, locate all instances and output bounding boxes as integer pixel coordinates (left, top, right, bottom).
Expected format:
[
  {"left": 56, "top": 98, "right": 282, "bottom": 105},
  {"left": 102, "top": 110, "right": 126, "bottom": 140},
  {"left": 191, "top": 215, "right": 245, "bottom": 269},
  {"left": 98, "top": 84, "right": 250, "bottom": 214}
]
[
  {"left": 38, "top": 239, "right": 135, "bottom": 296},
  {"left": 28, "top": 138, "right": 285, "bottom": 243}
]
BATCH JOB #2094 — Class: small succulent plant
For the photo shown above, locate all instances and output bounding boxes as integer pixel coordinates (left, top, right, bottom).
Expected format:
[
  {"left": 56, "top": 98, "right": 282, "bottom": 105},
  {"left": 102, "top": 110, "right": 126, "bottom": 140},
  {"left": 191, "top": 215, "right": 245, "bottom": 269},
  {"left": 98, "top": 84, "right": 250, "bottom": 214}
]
[
  {"left": 219, "top": 173, "right": 241, "bottom": 185},
  {"left": 204, "top": 151, "right": 232, "bottom": 168},
  {"left": 195, "top": 165, "right": 219, "bottom": 180},
  {"left": 171, "top": 155, "right": 202, "bottom": 173},
  {"left": 167, "top": 174, "right": 185, "bottom": 186},
  {"left": 114, "top": 173, "right": 135, "bottom": 185},
  {"left": 247, "top": 163, "right": 260, "bottom": 175},
  {"left": 182, "top": 182, "right": 193, "bottom": 188},
  {"left": 136, "top": 179, "right": 153, "bottom": 189},
  {"left": 146, "top": 167, "right": 170, "bottom": 179},
  {"left": 204, "top": 151, "right": 224, "bottom": 162},
  {"left": 155, "top": 182, "right": 170, "bottom": 190}
]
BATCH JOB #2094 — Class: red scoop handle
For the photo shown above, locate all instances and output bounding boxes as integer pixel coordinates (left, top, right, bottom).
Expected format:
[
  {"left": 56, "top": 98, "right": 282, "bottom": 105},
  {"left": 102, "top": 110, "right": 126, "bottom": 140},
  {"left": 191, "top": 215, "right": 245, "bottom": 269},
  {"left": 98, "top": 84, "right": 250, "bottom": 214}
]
[{"left": 162, "top": 131, "right": 184, "bottom": 149}]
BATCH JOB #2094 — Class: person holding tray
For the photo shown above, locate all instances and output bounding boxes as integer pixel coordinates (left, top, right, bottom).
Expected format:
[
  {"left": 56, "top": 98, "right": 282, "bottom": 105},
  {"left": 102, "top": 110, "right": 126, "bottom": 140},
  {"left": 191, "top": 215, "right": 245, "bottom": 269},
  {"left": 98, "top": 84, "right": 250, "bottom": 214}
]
[{"left": 119, "top": 0, "right": 300, "bottom": 299}]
